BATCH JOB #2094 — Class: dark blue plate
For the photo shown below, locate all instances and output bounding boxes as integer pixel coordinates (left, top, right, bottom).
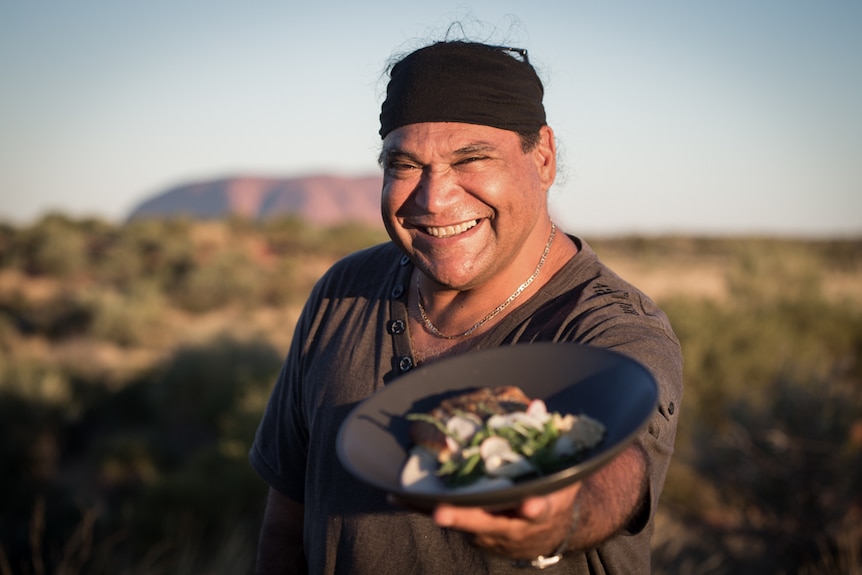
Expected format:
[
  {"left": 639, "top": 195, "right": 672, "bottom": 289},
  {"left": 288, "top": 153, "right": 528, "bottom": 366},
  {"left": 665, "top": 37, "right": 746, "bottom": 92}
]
[{"left": 336, "top": 342, "right": 657, "bottom": 510}]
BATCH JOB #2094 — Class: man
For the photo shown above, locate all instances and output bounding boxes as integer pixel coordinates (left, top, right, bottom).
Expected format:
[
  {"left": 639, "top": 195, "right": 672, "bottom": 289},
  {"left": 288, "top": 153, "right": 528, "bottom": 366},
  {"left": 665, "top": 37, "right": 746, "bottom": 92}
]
[{"left": 250, "top": 40, "right": 683, "bottom": 574}]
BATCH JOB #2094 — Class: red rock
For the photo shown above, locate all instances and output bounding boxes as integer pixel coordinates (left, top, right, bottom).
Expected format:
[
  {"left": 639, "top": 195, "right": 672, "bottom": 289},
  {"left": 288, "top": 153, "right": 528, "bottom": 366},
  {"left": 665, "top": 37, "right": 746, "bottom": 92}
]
[{"left": 128, "top": 174, "right": 383, "bottom": 227}]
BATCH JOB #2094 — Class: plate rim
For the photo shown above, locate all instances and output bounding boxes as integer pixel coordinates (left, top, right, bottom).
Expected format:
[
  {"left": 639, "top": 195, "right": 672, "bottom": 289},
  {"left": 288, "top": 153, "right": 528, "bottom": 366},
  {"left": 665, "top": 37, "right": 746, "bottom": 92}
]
[{"left": 336, "top": 342, "right": 657, "bottom": 509}]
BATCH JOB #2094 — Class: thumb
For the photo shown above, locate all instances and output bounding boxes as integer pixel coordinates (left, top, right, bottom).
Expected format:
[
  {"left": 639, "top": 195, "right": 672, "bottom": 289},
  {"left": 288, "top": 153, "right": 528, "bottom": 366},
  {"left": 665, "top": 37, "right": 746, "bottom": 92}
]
[{"left": 519, "top": 496, "right": 551, "bottom": 521}]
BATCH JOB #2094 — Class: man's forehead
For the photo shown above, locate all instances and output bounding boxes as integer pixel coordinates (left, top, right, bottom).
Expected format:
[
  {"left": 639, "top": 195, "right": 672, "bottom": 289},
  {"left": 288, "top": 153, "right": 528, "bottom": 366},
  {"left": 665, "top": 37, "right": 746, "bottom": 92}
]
[{"left": 382, "top": 122, "right": 518, "bottom": 153}]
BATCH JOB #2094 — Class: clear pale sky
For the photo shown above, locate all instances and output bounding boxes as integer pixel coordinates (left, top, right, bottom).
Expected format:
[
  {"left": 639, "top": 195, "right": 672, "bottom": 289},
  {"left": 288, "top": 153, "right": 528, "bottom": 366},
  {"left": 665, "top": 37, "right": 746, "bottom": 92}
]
[{"left": 1, "top": 1, "right": 860, "bottom": 236}]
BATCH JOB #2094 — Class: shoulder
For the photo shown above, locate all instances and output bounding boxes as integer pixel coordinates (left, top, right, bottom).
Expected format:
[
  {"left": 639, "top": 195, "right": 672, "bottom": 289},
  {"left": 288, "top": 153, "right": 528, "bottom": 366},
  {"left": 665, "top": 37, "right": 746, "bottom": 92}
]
[
  {"left": 328, "top": 241, "right": 404, "bottom": 273},
  {"left": 529, "top": 236, "right": 681, "bottom": 375},
  {"left": 315, "top": 241, "right": 406, "bottom": 294},
  {"left": 569, "top": 236, "right": 682, "bottom": 392},
  {"left": 562, "top": 237, "right": 675, "bottom": 333}
]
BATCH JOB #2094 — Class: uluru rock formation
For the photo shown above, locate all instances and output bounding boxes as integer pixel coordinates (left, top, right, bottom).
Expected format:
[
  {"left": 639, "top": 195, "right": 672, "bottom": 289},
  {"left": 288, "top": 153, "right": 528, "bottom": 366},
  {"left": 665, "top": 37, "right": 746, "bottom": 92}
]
[{"left": 128, "top": 174, "right": 384, "bottom": 227}]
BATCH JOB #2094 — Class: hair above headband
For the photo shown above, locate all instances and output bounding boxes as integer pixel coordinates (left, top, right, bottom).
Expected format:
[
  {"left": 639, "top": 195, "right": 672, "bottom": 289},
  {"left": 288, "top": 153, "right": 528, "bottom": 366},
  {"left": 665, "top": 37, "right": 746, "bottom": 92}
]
[{"left": 379, "top": 41, "right": 547, "bottom": 139}]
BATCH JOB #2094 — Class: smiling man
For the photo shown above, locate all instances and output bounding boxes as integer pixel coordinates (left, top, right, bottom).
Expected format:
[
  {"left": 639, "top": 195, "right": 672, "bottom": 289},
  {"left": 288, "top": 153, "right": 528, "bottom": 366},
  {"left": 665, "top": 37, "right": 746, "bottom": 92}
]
[{"left": 250, "top": 41, "right": 683, "bottom": 574}]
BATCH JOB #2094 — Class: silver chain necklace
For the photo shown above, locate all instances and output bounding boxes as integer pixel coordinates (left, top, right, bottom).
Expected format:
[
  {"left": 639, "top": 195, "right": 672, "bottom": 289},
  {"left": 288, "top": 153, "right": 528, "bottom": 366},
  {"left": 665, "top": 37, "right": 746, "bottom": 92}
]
[{"left": 416, "top": 223, "right": 556, "bottom": 340}]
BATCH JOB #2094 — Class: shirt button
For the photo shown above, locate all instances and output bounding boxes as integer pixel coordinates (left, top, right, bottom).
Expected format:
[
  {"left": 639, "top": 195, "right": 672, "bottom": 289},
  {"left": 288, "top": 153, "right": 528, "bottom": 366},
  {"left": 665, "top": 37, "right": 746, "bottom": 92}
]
[
  {"left": 668, "top": 402, "right": 675, "bottom": 415},
  {"left": 388, "top": 320, "right": 405, "bottom": 335},
  {"left": 391, "top": 284, "right": 404, "bottom": 298},
  {"left": 400, "top": 255, "right": 411, "bottom": 266},
  {"left": 398, "top": 356, "right": 413, "bottom": 372}
]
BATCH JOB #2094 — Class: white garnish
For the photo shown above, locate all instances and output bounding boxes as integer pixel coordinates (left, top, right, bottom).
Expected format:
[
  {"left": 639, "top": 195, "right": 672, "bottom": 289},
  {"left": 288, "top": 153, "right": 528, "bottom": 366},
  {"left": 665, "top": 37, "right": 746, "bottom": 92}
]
[
  {"left": 445, "top": 414, "right": 482, "bottom": 453},
  {"left": 480, "top": 436, "right": 536, "bottom": 478},
  {"left": 401, "top": 398, "right": 605, "bottom": 493},
  {"left": 400, "top": 446, "right": 444, "bottom": 491}
]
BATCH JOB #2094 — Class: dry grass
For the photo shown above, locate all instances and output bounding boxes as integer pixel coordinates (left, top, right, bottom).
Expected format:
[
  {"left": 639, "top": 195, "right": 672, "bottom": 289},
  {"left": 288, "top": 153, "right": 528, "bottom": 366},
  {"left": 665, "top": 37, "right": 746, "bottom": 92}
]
[
  {"left": 601, "top": 256, "right": 730, "bottom": 302},
  {"left": 2, "top": 222, "right": 860, "bottom": 574},
  {"left": 3, "top": 233, "right": 861, "bottom": 391}
]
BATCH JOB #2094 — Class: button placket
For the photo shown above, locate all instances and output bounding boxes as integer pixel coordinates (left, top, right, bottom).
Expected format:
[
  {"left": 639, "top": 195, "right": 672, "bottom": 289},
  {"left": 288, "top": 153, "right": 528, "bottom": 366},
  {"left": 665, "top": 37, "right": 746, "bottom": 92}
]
[{"left": 388, "top": 254, "right": 414, "bottom": 375}]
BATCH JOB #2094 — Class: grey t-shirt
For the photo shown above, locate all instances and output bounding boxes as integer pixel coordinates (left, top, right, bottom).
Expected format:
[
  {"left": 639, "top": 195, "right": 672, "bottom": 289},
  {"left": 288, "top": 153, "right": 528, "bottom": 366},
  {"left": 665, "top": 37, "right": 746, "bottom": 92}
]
[{"left": 250, "top": 236, "right": 683, "bottom": 574}]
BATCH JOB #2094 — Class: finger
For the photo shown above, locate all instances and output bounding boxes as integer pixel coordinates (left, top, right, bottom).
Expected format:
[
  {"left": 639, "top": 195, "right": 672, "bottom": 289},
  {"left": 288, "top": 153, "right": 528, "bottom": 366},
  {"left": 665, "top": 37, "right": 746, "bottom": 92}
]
[
  {"left": 518, "top": 496, "right": 551, "bottom": 521},
  {"left": 433, "top": 504, "right": 500, "bottom": 531}
]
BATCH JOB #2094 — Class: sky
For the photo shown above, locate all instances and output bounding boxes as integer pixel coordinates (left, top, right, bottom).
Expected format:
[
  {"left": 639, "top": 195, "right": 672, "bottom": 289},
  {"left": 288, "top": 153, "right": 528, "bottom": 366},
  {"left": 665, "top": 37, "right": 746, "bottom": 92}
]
[{"left": 1, "top": 1, "right": 860, "bottom": 236}]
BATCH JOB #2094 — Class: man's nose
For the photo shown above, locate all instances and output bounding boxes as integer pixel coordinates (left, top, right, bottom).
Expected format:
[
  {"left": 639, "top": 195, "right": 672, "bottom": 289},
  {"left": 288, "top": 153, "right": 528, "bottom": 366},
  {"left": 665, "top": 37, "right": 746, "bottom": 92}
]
[{"left": 415, "top": 166, "right": 461, "bottom": 212}]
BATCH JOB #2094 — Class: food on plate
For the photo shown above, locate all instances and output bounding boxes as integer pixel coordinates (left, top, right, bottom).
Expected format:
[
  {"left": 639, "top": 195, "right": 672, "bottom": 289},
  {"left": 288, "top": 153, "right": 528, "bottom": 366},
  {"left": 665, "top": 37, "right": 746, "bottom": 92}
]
[{"left": 400, "top": 386, "right": 606, "bottom": 493}]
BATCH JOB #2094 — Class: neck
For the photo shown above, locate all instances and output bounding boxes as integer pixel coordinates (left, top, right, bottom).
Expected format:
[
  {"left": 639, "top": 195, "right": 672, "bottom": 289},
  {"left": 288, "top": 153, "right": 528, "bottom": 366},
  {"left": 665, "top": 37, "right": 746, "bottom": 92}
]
[{"left": 413, "top": 222, "right": 570, "bottom": 341}]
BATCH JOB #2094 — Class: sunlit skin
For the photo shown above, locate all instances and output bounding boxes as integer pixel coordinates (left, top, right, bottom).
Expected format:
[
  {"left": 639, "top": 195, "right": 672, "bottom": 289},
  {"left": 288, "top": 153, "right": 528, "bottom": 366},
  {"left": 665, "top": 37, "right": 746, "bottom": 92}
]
[{"left": 380, "top": 122, "right": 575, "bottom": 338}]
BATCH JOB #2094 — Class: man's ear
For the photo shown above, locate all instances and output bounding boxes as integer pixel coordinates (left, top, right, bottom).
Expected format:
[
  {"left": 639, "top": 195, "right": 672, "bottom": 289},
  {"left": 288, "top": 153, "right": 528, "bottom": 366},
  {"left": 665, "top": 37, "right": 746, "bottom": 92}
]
[{"left": 532, "top": 125, "right": 557, "bottom": 190}]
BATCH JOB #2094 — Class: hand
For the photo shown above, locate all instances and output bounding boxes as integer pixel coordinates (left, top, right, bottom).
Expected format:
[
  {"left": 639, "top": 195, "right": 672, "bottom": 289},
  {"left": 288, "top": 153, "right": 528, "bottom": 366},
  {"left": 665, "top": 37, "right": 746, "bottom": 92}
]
[{"left": 430, "top": 482, "right": 581, "bottom": 560}]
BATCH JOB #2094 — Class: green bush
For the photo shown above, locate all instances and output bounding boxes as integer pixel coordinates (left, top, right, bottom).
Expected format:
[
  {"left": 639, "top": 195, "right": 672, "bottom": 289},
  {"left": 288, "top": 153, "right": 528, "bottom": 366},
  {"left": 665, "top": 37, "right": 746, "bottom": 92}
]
[
  {"left": 656, "top": 245, "right": 862, "bottom": 574},
  {"left": 15, "top": 214, "right": 89, "bottom": 277},
  {"left": 86, "top": 283, "right": 167, "bottom": 346},
  {"left": 0, "top": 337, "right": 282, "bottom": 574},
  {"left": 1, "top": 215, "right": 860, "bottom": 573},
  {"left": 172, "top": 248, "right": 263, "bottom": 313},
  {"left": 98, "top": 218, "right": 197, "bottom": 291}
]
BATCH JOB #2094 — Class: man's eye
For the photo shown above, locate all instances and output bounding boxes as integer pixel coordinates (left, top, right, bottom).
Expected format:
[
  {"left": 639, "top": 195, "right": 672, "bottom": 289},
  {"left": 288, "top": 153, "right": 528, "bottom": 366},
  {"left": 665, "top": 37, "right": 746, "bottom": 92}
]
[
  {"left": 388, "top": 162, "right": 418, "bottom": 172},
  {"left": 385, "top": 161, "right": 421, "bottom": 178},
  {"left": 455, "top": 156, "right": 489, "bottom": 169}
]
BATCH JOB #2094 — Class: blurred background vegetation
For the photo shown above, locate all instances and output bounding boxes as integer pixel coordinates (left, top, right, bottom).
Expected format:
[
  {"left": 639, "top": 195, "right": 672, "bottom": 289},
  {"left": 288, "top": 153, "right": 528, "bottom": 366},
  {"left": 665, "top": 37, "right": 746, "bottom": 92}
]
[{"left": 0, "top": 214, "right": 859, "bottom": 574}]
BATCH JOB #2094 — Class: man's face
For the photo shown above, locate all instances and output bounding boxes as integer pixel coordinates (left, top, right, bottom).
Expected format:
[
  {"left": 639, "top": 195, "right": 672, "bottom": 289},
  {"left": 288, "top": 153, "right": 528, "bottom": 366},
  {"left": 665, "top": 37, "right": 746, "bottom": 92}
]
[{"left": 380, "top": 122, "right": 556, "bottom": 291}]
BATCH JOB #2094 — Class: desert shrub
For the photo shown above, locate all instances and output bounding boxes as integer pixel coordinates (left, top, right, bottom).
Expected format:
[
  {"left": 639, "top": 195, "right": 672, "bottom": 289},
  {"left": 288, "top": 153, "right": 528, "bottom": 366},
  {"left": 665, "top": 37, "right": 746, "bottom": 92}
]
[
  {"left": 658, "top": 246, "right": 862, "bottom": 574},
  {"left": 113, "top": 337, "right": 280, "bottom": 569},
  {"left": 1, "top": 219, "right": 858, "bottom": 573},
  {"left": 102, "top": 218, "right": 197, "bottom": 291},
  {"left": 704, "top": 374, "right": 861, "bottom": 532},
  {"left": 259, "top": 216, "right": 317, "bottom": 256},
  {"left": 154, "top": 337, "right": 278, "bottom": 419},
  {"left": 0, "top": 287, "right": 95, "bottom": 340},
  {"left": 8, "top": 214, "right": 89, "bottom": 277},
  {"left": 725, "top": 239, "right": 826, "bottom": 304},
  {"left": 0, "top": 221, "right": 16, "bottom": 268},
  {"left": 0, "top": 365, "right": 75, "bottom": 572},
  {"left": 258, "top": 256, "right": 303, "bottom": 306},
  {"left": 662, "top": 235, "right": 861, "bottom": 422},
  {"left": 0, "top": 359, "right": 72, "bottom": 404},
  {"left": 316, "top": 221, "right": 388, "bottom": 257},
  {"left": 172, "top": 247, "right": 264, "bottom": 313},
  {"left": 0, "top": 336, "right": 282, "bottom": 574},
  {"left": 666, "top": 298, "right": 860, "bottom": 426},
  {"left": 0, "top": 311, "right": 17, "bottom": 350},
  {"left": 85, "top": 283, "right": 167, "bottom": 346},
  {"left": 0, "top": 278, "right": 167, "bottom": 348},
  {"left": 260, "top": 217, "right": 387, "bottom": 259},
  {"left": 91, "top": 232, "right": 150, "bottom": 290},
  {"left": 655, "top": 371, "right": 862, "bottom": 574}
]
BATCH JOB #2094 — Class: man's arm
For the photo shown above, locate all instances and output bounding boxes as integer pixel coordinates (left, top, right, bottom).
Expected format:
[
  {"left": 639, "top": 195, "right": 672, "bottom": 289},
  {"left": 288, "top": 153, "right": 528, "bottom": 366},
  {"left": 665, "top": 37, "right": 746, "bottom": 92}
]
[
  {"left": 562, "top": 441, "right": 648, "bottom": 550},
  {"left": 431, "top": 442, "right": 648, "bottom": 560},
  {"left": 255, "top": 488, "right": 307, "bottom": 575}
]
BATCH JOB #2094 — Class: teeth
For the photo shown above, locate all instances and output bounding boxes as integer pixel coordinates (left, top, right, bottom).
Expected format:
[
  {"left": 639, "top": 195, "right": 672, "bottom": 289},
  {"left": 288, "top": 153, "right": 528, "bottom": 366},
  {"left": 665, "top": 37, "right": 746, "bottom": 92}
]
[{"left": 425, "top": 220, "right": 478, "bottom": 238}]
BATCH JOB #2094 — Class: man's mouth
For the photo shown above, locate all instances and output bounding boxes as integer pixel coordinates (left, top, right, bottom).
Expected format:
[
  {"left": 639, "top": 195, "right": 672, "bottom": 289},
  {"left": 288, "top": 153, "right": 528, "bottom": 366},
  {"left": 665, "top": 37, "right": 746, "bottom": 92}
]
[{"left": 423, "top": 219, "right": 479, "bottom": 238}]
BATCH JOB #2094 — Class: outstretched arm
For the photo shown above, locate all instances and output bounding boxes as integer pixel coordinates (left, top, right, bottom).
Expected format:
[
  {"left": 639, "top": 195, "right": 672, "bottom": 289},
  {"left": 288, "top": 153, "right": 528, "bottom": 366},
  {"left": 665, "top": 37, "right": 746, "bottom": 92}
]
[{"left": 255, "top": 488, "right": 307, "bottom": 575}]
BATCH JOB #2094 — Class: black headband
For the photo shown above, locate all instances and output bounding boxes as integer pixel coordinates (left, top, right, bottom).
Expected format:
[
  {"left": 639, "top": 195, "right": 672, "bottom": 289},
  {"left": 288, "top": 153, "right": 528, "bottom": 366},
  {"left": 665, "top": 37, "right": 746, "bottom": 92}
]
[{"left": 379, "top": 42, "right": 546, "bottom": 138}]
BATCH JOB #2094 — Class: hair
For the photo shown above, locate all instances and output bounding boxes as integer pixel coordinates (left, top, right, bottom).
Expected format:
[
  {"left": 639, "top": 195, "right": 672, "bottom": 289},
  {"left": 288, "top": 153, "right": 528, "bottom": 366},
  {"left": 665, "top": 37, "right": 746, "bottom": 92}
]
[
  {"left": 517, "top": 129, "right": 542, "bottom": 153},
  {"left": 379, "top": 20, "right": 555, "bottom": 161}
]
